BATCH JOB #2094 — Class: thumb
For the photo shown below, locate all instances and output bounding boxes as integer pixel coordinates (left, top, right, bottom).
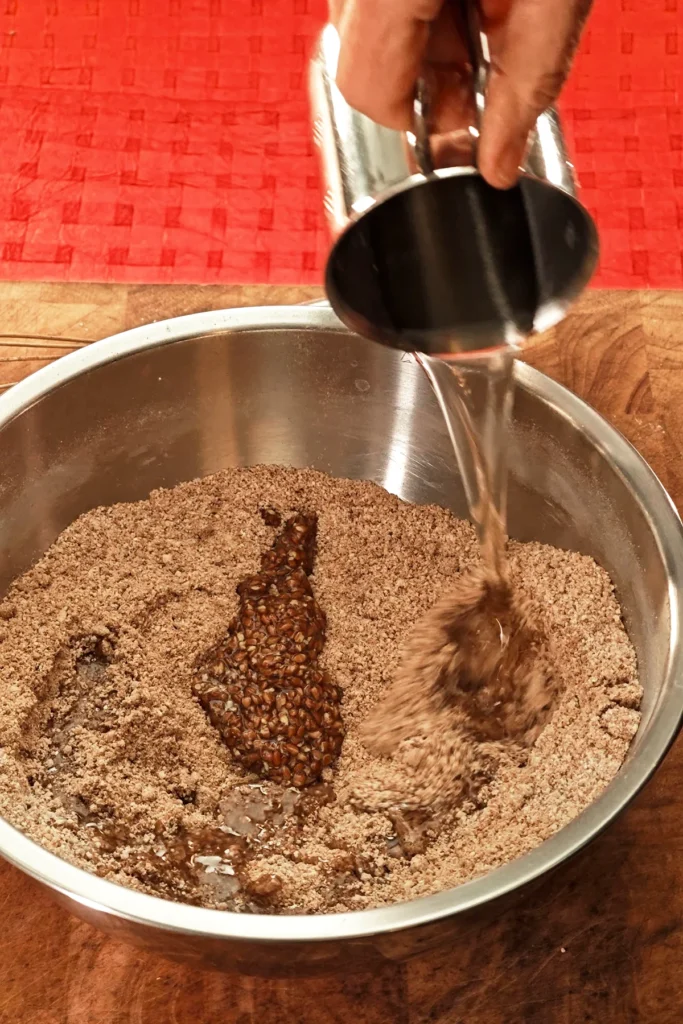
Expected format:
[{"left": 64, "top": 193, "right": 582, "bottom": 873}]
[{"left": 478, "top": 0, "right": 592, "bottom": 189}]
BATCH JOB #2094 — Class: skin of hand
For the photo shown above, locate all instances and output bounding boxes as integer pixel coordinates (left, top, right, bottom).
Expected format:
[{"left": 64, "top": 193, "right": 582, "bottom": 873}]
[{"left": 329, "top": 0, "right": 592, "bottom": 189}]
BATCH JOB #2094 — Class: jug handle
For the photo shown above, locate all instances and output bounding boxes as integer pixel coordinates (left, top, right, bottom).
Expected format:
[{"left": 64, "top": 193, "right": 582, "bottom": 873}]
[{"left": 411, "top": 0, "right": 489, "bottom": 176}]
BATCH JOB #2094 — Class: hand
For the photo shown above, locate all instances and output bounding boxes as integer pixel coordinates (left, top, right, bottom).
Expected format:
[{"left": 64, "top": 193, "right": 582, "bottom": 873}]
[{"left": 330, "top": 0, "right": 592, "bottom": 189}]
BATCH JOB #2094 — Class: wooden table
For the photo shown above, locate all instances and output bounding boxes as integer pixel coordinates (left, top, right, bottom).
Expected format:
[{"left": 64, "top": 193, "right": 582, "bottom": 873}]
[{"left": 1, "top": 284, "right": 683, "bottom": 1024}]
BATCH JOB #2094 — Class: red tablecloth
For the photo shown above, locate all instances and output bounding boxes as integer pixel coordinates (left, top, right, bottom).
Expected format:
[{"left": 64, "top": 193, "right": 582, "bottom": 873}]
[{"left": 0, "top": 0, "right": 681, "bottom": 287}]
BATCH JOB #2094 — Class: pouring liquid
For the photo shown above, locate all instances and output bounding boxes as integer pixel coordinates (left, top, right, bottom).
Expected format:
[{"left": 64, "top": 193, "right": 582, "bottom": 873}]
[
  {"left": 415, "top": 348, "right": 516, "bottom": 579},
  {"left": 359, "top": 344, "right": 559, "bottom": 813}
]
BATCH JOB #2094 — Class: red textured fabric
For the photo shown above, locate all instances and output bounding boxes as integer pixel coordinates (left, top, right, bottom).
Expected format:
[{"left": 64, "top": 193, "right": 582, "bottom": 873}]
[{"left": 0, "top": 0, "right": 681, "bottom": 287}]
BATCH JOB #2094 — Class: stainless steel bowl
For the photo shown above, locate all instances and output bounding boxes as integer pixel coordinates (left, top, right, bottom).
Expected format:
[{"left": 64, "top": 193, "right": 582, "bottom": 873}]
[{"left": 0, "top": 305, "right": 681, "bottom": 975}]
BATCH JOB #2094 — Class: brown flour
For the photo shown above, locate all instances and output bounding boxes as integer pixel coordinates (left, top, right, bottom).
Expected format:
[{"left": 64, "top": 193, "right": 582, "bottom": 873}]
[{"left": 0, "top": 466, "right": 641, "bottom": 913}]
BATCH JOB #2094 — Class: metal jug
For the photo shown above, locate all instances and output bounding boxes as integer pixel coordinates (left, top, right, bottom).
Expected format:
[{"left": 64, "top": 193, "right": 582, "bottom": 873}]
[{"left": 309, "top": 4, "right": 599, "bottom": 358}]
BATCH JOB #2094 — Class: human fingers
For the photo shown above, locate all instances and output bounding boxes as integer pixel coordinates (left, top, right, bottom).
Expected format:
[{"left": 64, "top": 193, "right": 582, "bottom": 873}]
[
  {"left": 478, "top": 0, "right": 592, "bottom": 188},
  {"left": 333, "top": 0, "right": 472, "bottom": 132}
]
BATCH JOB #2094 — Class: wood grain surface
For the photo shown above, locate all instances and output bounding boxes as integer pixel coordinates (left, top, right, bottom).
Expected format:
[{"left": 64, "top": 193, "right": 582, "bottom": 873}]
[{"left": 1, "top": 284, "right": 682, "bottom": 1024}]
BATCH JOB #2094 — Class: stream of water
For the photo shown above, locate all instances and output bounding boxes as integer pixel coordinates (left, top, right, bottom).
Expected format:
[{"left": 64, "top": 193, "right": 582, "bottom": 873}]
[{"left": 416, "top": 348, "right": 517, "bottom": 579}]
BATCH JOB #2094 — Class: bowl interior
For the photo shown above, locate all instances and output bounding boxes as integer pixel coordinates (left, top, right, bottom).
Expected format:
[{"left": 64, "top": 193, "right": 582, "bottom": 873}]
[
  {"left": 0, "top": 308, "right": 680, "bottom": 955},
  {"left": 0, "top": 319, "right": 672, "bottom": 734}
]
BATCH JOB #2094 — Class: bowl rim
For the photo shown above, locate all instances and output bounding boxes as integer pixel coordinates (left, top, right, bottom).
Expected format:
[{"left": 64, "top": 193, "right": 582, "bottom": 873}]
[{"left": 0, "top": 303, "right": 681, "bottom": 945}]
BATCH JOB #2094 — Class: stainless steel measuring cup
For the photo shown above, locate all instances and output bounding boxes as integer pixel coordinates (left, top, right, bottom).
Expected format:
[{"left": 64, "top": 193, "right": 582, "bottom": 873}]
[{"left": 309, "top": 3, "right": 599, "bottom": 358}]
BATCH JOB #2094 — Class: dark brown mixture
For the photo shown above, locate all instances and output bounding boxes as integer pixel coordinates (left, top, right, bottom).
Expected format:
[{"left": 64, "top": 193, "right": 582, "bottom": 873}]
[
  {"left": 194, "top": 510, "right": 344, "bottom": 788},
  {"left": 0, "top": 466, "right": 642, "bottom": 913}
]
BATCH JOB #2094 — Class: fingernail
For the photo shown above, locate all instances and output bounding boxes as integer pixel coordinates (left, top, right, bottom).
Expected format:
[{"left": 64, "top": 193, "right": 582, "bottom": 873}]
[{"left": 487, "top": 141, "right": 523, "bottom": 189}]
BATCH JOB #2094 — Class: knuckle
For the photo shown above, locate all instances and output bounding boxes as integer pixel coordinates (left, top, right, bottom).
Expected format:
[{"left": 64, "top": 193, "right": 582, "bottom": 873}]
[{"left": 526, "top": 68, "right": 567, "bottom": 113}]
